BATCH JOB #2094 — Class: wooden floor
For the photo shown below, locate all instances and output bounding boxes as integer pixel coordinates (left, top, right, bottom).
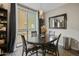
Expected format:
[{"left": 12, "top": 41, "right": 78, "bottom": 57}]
[
  {"left": 5, "top": 45, "right": 79, "bottom": 56},
  {"left": 58, "top": 46, "right": 79, "bottom": 56}
]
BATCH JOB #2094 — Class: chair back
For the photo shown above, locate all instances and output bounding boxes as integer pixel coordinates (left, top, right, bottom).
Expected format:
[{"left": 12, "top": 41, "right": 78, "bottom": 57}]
[
  {"left": 21, "top": 35, "right": 27, "bottom": 51},
  {"left": 56, "top": 34, "right": 61, "bottom": 48}
]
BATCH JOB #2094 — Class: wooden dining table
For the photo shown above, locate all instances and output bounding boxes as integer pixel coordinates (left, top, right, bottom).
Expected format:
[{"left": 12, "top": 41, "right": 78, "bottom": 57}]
[{"left": 27, "top": 36, "right": 57, "bottom": 56}]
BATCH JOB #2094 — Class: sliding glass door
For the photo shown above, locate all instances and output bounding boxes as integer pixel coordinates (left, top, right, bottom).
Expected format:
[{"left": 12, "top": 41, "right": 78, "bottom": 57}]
[{"left": 16, "top": 4, "right": 39, "bottom": 47}]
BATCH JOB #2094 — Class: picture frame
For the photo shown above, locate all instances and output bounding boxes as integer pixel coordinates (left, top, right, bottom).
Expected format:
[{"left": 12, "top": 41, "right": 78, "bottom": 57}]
[{"left": 49, "top": 13, "right": 67, "bottom": 29}]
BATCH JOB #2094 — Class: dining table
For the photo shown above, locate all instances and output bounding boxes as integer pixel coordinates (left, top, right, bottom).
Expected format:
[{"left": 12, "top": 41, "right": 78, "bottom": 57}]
[{"left": 27, "top": 36, "right": 57, "bottom": 56}]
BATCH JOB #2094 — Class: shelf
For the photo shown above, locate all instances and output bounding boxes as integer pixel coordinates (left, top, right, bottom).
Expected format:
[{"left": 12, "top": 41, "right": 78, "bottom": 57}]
[
  {"left": 0, "top": 16, "right": 7, "bottom": 19},
  {"left": 0, "top": 8, "right": 7, "bottom": 12},
  {"left": 0, "top": 23, "right": 7, "bottom": 24},
  {"left": 0, "top": 37, "right": 7, "bottom": 39},
  {"left": 0, "top": 31, "right": 7, "bottom": 32}
]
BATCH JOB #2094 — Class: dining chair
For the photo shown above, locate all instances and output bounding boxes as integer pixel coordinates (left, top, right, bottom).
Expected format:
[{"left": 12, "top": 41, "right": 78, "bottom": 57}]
[
  {"left": 46, "top": 33, "right": 61, "bottom": 56},
  {"left": 21, "top": 34, "right": 40, "bottom": 56}
]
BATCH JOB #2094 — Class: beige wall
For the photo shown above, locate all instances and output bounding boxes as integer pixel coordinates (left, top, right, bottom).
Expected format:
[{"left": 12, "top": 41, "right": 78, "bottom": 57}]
[{"left": 45, "top": 4, "right": 79, "bottom": 48}]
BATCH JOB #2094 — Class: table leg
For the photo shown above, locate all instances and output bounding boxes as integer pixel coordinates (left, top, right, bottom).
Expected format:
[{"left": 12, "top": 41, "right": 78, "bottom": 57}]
[{"left": 42, "top": 45, "right": 46, "bottom": 56}]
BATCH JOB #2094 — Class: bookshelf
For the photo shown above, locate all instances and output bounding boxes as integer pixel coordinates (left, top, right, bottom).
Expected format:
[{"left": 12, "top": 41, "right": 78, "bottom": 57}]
[{"left": 0, "top": 8, "right": 7, "bottom": 52}]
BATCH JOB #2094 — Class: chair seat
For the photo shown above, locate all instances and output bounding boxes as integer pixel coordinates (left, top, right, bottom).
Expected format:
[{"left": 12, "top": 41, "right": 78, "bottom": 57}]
[
  {"left": 27, "top": 46, "right": 40, "bottom": 52},
  {"left": 46, "top": 44, "right": 57, "bottom": 51},
  {"left": 46, "top": 34, "right": 61, "bottom": 56}
]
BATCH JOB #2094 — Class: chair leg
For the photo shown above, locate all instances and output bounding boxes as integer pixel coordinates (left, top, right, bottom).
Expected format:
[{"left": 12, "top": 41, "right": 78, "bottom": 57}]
[
  {"left": 54, "top": 50, "right": 59, "bottom": 56},
  {"left": 54, "top": 51, "right": 57, "bottom": 56},
  {"left": 45, "top": 49, "right": 46, "bottom": 55},
  {"left": 36, "top": 50, "right": 38, "bottom": 56},
  {"left": 25, "top": 51, "right": 27, "bottom": 56},
  {"left": 57, "top": 50, "right": 59, "bottom": 56},
  {"left": 22, "top": 49, "right": 24, "bottom": 56}
]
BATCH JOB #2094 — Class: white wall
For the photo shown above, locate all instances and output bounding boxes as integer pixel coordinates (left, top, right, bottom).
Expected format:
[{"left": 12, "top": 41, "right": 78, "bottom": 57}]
[
  {"left": 45, "top": 3, "right": 79, "bottom": 46},
  {"left": 21, "top": 3, "right": 40, "bottom": 10}
]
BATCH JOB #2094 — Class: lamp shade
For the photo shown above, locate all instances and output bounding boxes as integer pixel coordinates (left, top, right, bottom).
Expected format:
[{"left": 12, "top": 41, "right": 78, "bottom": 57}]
[
  {"left": 39, "top": 10, "right": 44, "bottom": 16},
  {"left": 39, "top": 10, "right": 45, "bottom": 19}
]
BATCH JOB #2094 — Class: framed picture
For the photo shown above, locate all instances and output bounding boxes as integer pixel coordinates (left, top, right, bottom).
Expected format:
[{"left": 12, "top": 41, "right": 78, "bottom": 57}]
[{"left": 49, "top": 13, "right": 67, "bottom": 29}]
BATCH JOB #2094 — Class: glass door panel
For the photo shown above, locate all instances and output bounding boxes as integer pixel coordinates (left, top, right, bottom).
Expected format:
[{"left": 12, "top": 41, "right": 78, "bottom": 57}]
[
  {"left": 27, "top": 10, "right": 39, "bottom": 42},
  {"left": 16, "top": 5, "right": 27, "bottom": 45},
  {"left": 18, "top": 7, "right": 27, "bottom": 31}
]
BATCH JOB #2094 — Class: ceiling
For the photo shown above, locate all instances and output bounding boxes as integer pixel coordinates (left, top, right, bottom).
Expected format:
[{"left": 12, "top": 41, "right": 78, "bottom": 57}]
[{"left": 22, "top": 3, "right": 66, "bottom": 12}]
